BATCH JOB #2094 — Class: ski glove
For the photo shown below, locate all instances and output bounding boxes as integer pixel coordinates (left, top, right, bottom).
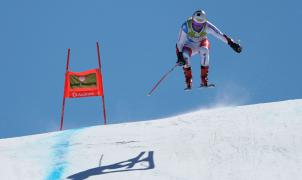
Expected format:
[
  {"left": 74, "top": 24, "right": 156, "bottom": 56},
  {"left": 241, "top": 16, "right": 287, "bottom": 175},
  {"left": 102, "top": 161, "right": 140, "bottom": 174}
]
[
  {"left": 224, "top": 35, "right": 242, "bottom": 53},
  {"left": 176, "top": 51, "right": 186, "bottom": 66},
  {"left": 176, "top": 45, "right": 186, "bottom": 66},
  {"left": 230, "top": 42, "right": 242, "bottom": 53}
]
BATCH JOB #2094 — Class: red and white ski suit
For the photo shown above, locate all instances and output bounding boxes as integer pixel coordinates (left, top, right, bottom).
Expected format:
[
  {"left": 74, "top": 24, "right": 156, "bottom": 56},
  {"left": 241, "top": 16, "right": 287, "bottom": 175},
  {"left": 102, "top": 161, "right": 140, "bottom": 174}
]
[{"left": 177, "top": 18, "right": 228, "bottom": 67}]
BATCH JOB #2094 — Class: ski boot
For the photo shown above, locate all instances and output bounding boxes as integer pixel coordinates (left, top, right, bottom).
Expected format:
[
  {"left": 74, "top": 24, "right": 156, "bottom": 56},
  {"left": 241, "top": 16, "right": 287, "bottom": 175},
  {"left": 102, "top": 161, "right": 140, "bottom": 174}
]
[
  {"left": 200, "top": 66, "right": 214, "bottom": 88},
  {"left": 183, "top": 66, "right": 192, "bottom": 90}
]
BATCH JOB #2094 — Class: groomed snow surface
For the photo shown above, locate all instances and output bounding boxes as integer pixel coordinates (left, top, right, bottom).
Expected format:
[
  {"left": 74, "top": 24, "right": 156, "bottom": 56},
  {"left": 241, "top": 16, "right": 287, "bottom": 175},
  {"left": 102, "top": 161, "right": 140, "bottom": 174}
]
[{"left": 0, "top": 99, "right": 302, "bottom": 180}]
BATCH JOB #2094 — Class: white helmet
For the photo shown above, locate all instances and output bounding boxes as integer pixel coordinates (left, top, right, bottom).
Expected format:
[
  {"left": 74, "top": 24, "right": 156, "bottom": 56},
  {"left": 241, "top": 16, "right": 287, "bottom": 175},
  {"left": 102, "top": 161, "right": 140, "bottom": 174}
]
[{"left": 192, "top": 10, "right": 206, "bottom": 24}]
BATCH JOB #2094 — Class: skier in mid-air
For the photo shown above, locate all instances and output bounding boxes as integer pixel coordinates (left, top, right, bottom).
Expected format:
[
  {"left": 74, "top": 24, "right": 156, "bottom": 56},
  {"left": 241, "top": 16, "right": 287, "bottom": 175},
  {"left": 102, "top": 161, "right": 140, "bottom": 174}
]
[{"left": 176, "top": 10, "right": 242, "bottom": 90}]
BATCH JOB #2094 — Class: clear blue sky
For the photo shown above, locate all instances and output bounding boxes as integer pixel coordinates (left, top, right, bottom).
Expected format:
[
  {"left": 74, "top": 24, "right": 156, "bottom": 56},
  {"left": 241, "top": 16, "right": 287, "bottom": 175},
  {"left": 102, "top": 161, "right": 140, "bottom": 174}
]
[{"left": 0, "top": 0, "right": 301, "bottom": 138}]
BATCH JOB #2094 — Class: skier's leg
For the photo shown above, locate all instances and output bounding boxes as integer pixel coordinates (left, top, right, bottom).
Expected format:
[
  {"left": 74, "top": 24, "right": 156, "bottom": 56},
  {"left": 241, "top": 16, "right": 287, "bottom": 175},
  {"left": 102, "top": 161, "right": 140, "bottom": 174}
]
[
  {"left": 182, "top": 46, "right": 192, "bottom": 68},
  {"left": 183, "top": 66, "right": 192, "bottom": 90},
  {"left": 182, "top": 47, "right": 193, "bottom": 89},
  {"left": 199, "top": 39, "right": 210, "bottom": 86}
]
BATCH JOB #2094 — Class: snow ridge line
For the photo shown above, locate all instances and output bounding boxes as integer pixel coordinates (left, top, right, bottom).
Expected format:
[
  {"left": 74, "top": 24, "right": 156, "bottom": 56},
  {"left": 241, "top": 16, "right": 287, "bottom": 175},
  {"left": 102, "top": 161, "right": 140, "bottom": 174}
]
[{"left": 45, "top": 129, "right": 80, "bottom": 180}]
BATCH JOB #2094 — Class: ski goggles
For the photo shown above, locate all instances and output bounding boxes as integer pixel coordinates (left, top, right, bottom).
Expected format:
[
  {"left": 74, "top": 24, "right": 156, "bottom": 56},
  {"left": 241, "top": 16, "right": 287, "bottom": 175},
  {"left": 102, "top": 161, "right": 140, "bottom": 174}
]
[{"left": 192, "top": 19, "right": 204, "bottom": 28}]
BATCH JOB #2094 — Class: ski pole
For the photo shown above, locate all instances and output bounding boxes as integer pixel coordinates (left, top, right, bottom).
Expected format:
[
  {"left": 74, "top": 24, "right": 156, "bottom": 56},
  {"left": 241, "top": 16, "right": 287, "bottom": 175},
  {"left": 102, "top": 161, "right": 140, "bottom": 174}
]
[{"left": 147, "top": 64, "right": 179, "bottom": 96}]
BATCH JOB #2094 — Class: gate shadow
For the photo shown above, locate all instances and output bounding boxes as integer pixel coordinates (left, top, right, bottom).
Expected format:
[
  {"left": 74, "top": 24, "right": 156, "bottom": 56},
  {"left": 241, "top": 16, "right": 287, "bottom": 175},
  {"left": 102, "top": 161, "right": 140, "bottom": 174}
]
[{"left": 67, "top": 151, "right": 155, "bottom": 180}]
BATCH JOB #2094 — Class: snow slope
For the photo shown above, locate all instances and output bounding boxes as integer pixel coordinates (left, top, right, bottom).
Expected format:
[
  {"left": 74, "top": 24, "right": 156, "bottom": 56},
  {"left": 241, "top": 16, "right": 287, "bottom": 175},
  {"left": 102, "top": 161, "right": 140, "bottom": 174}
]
[{"left": 1, "top": 99, "right": 302, "bottom": 180}]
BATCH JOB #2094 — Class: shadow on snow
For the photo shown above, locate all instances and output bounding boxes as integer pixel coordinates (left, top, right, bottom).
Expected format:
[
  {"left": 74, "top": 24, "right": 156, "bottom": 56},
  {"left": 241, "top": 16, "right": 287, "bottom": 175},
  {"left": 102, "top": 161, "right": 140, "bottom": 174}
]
[{"left": 67, "top": 151, "right": 155, "bottom": 180}]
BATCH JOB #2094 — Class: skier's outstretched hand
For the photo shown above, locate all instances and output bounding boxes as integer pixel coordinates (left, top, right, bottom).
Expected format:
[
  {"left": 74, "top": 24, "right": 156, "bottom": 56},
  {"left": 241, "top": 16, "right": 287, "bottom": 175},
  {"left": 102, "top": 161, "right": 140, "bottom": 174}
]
[
  {"left": 230, "top": 42, "right": 242, "bottom": 53},
  {"left": 224, "top": 35, "right": 242, "bottom": 53}
]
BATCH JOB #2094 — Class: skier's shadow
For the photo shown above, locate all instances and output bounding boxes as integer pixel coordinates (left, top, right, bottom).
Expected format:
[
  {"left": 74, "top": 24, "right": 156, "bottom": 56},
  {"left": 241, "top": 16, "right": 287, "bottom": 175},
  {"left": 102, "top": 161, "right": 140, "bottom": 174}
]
[{"left": 67, "top": 151, "right": 155, "bottom": 180}]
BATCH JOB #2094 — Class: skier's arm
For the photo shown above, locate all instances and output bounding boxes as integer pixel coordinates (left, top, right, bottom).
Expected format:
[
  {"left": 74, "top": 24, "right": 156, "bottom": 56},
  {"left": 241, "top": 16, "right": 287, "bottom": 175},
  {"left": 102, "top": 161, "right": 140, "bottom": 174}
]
[
  {"left": 176, "top": 27, "right": 187, "bottom": 53},
  {"left": 176, "top": 25, "right": 188, "bottom": 65},
  {"left": 206, "top": 21, "right": 242, "bottom": 53},
  {"left": 206, "top": 22, "right": 228, "bottom": 44}
]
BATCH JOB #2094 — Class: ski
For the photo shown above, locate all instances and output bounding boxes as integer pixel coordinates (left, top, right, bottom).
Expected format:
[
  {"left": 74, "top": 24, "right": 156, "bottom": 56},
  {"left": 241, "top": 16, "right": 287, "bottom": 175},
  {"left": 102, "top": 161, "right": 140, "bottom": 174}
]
[
  {"left": 184, "top": 84, "right": 215, "bottom": 91},
  {"left": 199, "top": 84, "right": 215, "bottom": 88}
]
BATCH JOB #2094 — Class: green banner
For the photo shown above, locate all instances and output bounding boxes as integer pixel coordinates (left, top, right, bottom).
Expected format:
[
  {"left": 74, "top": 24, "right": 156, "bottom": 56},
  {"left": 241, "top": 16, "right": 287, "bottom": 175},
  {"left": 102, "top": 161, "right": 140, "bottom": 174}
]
[{"left": 70, "top": 73, "right": 97, "bottom": 89}]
